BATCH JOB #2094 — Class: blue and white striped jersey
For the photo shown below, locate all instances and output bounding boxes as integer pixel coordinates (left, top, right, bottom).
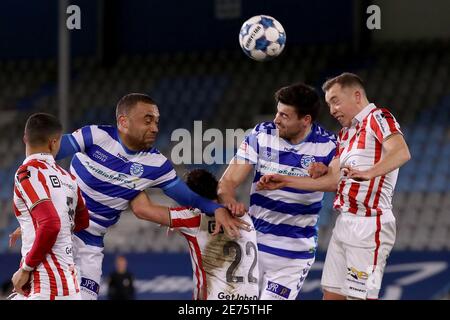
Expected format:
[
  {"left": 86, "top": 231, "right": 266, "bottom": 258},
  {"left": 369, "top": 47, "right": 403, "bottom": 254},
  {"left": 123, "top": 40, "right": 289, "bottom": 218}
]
[
  {"left": 236, "top": 122, "right": 337, "bottom": 259},
  {"left": 66, "top": 125, "right": 177, "bottom": 247}
]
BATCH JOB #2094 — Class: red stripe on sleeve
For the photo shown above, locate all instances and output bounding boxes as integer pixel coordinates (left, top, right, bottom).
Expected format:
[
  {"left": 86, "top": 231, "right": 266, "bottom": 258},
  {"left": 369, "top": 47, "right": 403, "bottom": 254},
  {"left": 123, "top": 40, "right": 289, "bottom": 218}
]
[
  {"left": 171, "top": 216, "right": 201, "bottom": 229},
  {"left": 380, "top": 108, "right": 399, "bottom": 135},
  {"left": 13, "top": 202, "right": 21, "bottom": 217},
  {"left": 25, "top": 201, "right": 61, "bottom": 269},
  {"left": 370, "top": 116, "right": 384, "bottom": 143},
  {"left": 19, "top": 178, "right": 41, "bottom": 206}
]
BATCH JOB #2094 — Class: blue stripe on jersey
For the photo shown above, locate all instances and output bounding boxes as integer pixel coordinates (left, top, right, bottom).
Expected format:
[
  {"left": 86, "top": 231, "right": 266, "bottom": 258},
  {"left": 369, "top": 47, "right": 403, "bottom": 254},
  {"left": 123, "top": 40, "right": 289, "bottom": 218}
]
[
  {"left": 89, "top": 214, "right": 120, "bottom": 228},
  {"left": 75, "top": 230, "right": 104, "bottom": 247},
  {"left": 251, "top": 216, "right": 317, "bottom": 238},
  {"left": 276, "top": 151, "right": 332, "bottom": 168},
  {"left": 72, "top": 155, "right": 140, "bottom": 200},
  {"left": 257, "top": 243, "right": 315, "bottom": 259},
  {"left": 82, "top": 126, "right": 93, "bottom": 148},
  {"left": 250, "top": 193, "right": 322, "bottom": 215},
  {"left": 253, "top": 171, "right": 314, "bottom": 195},
  {"left": 68, "top": 135, "right": 81, "bottom": 152},
  {"left": 81, "top": 191, "right": 122, "bottom": 219},
  {"left": 85, "top": 144, "right": 175, "bottom": 181}
]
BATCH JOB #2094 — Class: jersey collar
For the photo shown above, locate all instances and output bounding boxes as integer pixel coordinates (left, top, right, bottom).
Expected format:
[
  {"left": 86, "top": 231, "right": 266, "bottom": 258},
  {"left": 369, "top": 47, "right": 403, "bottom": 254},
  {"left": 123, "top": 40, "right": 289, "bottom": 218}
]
[
  {"left": 351, "top": 103, "right": 376, "bottom": 127},
  {"left": 23, "top": 153, "right": 55, "bottom": 164}
]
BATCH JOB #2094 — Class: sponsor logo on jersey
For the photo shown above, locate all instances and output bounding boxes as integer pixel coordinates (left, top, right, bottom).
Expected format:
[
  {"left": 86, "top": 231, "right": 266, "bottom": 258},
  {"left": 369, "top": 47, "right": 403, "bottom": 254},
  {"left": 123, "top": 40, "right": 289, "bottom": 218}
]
[
  {"left": 93, "top": 150, "right": 108, "bottom": 162},
  {"left": 49, "top": 175, "right": 61, "bottom": 188},
  {"left": 130, "top": 163, "right": 144, "bottom": 177},
  {"left": 217, "top": 292, "right": 258, "bottom": 300},
  {"left": 266, "top": 281, "right": 291, "bottom": 299}
]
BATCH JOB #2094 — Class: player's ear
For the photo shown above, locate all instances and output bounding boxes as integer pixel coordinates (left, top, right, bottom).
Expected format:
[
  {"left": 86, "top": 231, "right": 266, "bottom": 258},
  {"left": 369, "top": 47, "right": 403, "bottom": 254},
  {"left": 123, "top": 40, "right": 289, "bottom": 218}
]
[
  {"left": 354, "top": 89, "right": 362, "bottom": 104},
  {"left": 117, "top": 114, "right": 128, "bottom": 129},
  {"left": 302, "top": 114, "right": 312, "bottom": 124}
]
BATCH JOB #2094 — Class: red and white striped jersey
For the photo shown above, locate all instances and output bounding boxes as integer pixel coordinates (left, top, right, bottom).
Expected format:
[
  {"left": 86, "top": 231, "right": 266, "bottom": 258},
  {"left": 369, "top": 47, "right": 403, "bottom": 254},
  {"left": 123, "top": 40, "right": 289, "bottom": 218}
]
[
  {"left": 333, "top": 103, "right": 403, "bottom": 217},
  {"left": 170, "top": 207, "right": 259, "bottom": 300},
  {"left": 13, "top": 153, "right": 83, "bottom": 299}
]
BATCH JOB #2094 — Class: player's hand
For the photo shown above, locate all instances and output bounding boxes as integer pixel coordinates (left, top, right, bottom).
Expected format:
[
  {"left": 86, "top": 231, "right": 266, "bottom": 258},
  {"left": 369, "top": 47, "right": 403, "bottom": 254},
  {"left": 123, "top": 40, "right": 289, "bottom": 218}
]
[
  {"left": 256, "top": 174, "right": 286, "bottom": 191},
  {"left": 11, "top": 268, "right": 31, "bottom": 296},
  {"left": 308, "top": 162, "right": 328, "bottom": 179},
  {"left": 224, "top": 201, "right": 247, "bottom": 217},
  {"left": 343, "top": 166, "right": 374, "bottom": 181},
  {"left": 213, "top": 208, "right": 251, "bottom": 238},
  {"left": 9, "top": 227, "right": 21, "bottom": 248}
]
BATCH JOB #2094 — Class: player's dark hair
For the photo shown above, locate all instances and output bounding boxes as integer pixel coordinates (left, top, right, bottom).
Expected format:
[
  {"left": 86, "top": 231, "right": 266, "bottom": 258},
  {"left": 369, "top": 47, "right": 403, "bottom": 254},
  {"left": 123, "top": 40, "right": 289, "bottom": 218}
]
[
  {"left": 185, "top": 169, "right": 218, "bottom": 201},
  {"left": 116, "top": 93, "right": 157, "bottom": 118},
  {"left": 24, "top": 113, "right": 62, "bottom": 146},
  {"left": 275, "top": 83, "right": 321, "bottom": 121},
  {"left": 322, "top": 72, "right": 365, "bottom": 93}
]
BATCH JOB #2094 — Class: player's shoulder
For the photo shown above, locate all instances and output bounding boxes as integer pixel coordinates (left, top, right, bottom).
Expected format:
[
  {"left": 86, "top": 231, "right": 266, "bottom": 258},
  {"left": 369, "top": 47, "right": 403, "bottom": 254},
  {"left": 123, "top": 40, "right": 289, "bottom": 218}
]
[
  {"left": 138, "top": 147, "right": 171, "bottom": 167},
  {"left": 370, "top": 106, "right": 397, "bottom": 120},
  {"left": 16, "top": 159, "right": 48, "bottom": 175},
  {"left": 311, "top": 123, "right": 337, "bottom": 143},
  {"left": 252, "top": 121, "right": 277, "bottom": 135},
  {"left": 14, "top": 160, "right": 47, "bottom": 185},
  {"left": 92, "top": 125, "right": 118, "bottom": 140}
]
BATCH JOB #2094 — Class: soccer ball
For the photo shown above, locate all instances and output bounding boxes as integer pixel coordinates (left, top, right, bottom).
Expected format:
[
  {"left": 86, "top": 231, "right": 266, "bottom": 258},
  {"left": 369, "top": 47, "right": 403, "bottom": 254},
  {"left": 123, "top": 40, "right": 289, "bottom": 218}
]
[{"left": 239, "top": 15, "right": 286, "bottom": 62}]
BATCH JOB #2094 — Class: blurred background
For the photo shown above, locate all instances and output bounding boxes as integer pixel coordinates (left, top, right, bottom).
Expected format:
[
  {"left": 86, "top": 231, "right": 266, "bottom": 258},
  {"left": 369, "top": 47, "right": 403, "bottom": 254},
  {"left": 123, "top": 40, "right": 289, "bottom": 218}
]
[{"left": 0, "top": 0, "right": 449, "bottom": 300}]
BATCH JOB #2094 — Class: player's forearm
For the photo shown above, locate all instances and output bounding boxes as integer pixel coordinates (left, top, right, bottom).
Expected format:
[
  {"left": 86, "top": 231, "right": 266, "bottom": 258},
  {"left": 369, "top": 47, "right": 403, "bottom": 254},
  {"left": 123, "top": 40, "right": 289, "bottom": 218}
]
[
  {"left": 285, "top": 173, "right": 338, "bottom": 192},
  {"left": 132, "top": 204, "right": 171, "bottom": 226},
  {"left": 217, "top": 179, "right": 238, "bottom": 204},
  {"left": 369, "top": 146, "right": 411, "bottom": 178}
]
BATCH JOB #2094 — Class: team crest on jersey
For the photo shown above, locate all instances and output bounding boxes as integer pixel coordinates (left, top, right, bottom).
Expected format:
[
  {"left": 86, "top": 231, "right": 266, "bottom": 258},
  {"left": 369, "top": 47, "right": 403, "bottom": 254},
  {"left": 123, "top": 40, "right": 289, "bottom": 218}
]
[
  {"left": 300, "top": 155, "right": 316, "bottom": 169},
  {"left": 130, "top": 163, "right": 144, "bottom": 177}
]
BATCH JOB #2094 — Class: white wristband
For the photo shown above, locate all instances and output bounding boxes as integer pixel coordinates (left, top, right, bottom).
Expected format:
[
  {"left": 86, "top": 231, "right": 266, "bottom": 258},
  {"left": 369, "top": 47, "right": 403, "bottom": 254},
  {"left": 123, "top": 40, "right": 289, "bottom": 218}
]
[{"left": 21, "top": 262, "right": 34, "bottom": 272}]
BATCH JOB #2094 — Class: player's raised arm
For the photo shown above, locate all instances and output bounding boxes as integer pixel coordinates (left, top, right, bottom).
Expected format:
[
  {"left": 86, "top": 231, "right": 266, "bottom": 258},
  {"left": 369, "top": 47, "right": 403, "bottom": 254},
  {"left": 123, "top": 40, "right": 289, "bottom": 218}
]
[
  {"left": 217, "top": 159, "right": 253, "bottom": 216},
  {"left": 55, "top": 126, "right": 95, "bottom": 160},
  {"left": 257, "top": 157, "right": 341, "bottom": 192},
  {"left": 161, "top": 178, "right": 250, "bottom": 238},
  {"left": 345, "top": 133, "right": 411, "bottom": 181}
]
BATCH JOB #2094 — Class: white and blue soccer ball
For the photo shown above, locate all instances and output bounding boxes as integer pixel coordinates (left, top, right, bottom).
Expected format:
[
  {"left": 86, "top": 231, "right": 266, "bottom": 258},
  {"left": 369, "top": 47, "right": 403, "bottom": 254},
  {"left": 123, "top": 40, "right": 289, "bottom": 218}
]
[{"left": 239, "top": 15, "right": 286, "bottom": 62}]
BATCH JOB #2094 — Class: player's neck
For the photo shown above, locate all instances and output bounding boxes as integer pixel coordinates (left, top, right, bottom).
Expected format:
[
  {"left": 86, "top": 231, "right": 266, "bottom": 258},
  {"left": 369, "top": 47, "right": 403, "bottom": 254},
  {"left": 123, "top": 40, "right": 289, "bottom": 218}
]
[
  {"left": 118, "top": 131, "right": 145, "bottom": 152},
  {"left": 25, "top": 145, "right": 53, "bottom": 158},
  {"left": 288, "top": 124, "right": 312, "bottom": 145}
]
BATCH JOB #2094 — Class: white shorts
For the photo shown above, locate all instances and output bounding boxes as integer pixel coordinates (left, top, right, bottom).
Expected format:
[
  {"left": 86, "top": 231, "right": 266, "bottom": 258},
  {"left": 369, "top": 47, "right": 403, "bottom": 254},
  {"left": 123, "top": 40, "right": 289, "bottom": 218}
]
[
  {"left": 321, "top": 212, "right": 396, "bottom": 300},
  {"left": 72, "top": 235, "right": 104, "bottom": 300},
  {"left": 258, "top": 251, "right": 315, "bottom": 300}
]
